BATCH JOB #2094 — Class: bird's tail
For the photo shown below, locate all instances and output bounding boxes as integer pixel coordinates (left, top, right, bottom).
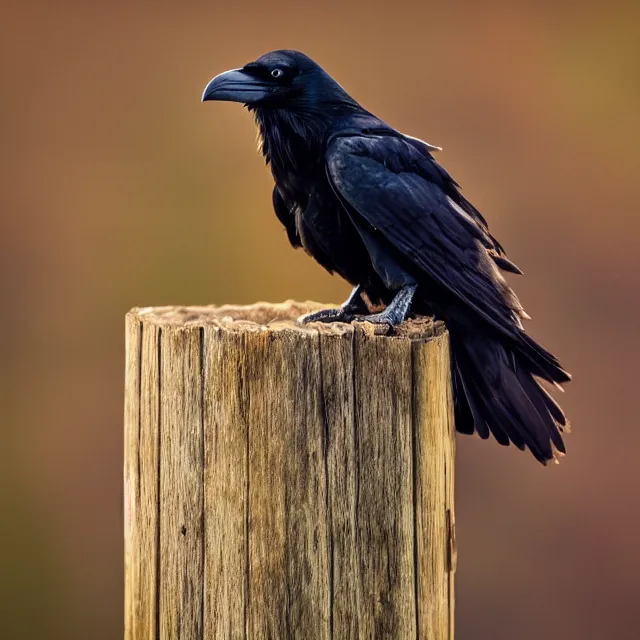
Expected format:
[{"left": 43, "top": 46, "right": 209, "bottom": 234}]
[{"left": 448, "top": 321, "right": 571, "bottom": 463}]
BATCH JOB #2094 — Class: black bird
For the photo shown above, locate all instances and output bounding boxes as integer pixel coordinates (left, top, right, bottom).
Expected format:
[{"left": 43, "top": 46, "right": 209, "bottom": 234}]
[{"left": 202, "top": 50, "right": 571, "bottom": 463}]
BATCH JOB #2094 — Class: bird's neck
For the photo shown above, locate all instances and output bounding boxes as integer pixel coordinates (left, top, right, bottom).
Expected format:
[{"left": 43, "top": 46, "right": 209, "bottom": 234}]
[{"left": 253, "top": 107, "right": 329, "bottom": 178}]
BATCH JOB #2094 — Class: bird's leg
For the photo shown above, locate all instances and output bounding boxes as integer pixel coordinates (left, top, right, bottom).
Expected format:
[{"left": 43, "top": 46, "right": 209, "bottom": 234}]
[
  {"left": 299, "top": 285, "right": 369, "bottom": 324},
  {"left": 355, "top": 284, "right": 418, "bottom": 326}
]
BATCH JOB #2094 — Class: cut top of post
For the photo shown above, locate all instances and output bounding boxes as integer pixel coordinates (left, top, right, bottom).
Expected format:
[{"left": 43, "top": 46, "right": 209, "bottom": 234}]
[{"left": 131, "top": 300, "right": 446, "bottom": 341}]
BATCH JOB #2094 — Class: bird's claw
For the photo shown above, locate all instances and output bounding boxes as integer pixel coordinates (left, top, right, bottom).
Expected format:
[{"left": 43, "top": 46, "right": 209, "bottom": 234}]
[
  {"left": 298, "top": 307, "right": 355, "bottom": 324},
  {"left": 354, "top": 284, "right": 418, "bottom": 326},
  {"left": 354, "top": 309, "right": 402, "bottom": 326}
]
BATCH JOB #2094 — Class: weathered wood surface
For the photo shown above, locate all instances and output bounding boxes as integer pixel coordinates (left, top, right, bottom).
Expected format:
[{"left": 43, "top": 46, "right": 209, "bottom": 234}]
[{"left": 124, "top": 301, "right": 456, "bottom": 640}]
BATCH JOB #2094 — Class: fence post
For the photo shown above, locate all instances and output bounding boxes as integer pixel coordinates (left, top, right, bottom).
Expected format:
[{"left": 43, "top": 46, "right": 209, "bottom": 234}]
[{"left": 124, "top": 302, "right": 456, "bottom": 640}]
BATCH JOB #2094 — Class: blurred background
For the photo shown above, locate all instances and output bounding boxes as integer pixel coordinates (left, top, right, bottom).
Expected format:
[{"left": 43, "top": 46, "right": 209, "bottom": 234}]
[{"left": 2, "top": 0, "right": 639, "bottom": 638}]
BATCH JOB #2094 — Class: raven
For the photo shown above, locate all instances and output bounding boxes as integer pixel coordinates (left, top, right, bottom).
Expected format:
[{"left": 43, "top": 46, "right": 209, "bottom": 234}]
[{"left": 202, "top": 50, "right": 571, "bottom": 463}]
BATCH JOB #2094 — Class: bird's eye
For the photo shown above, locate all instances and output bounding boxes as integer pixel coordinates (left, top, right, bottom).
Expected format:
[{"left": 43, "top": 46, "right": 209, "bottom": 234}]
[{"left": 271, "top": 68, "right": 284, "bottom": 79}]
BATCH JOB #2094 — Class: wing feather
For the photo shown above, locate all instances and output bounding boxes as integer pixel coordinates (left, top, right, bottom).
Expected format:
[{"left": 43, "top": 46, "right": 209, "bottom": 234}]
[
  {"left": 325, "top": 133, "right": 524, "bottom": 339},
  {"left": 272, "top": 186, "right": 302, "bottom": 248}
]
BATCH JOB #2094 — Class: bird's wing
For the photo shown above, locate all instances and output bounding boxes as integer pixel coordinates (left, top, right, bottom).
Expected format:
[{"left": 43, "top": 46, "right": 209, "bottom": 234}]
[
  {"left": 325, "top": 131, "right": 525, "bottom": 338},
  {"left": 272, "top": 186, "right": 302, "bottom": 248}
]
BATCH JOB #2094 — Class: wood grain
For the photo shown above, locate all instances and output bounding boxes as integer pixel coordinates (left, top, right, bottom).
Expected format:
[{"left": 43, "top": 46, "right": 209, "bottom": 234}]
[
  {"left": 159, "top": 325, "right": 204, "bottom": 639},
  {"left": 125, "top": 317, "right": 161, "bottom": 640},
  {"left": 124, "top": 302, "right": 456, "bottom": 640}
]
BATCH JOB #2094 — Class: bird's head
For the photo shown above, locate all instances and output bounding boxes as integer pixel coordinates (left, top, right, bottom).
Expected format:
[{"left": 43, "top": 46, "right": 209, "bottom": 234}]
[{"left": 202, "top": 50, "right": 359, "bottom": 113}]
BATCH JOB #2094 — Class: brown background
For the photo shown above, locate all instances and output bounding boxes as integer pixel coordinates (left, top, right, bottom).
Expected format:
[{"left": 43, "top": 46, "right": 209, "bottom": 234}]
[{"left": 2, "top": 1, "right": 639, "bottom": 638}]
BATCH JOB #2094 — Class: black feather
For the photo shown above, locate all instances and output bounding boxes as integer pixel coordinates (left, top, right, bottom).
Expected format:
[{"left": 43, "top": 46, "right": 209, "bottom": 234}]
[{"left": 493, "top": 254, "right": 523, "bottom": 275}]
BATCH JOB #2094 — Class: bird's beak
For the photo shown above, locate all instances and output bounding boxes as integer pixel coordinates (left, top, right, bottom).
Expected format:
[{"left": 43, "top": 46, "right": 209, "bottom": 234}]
[{"left": 201, "top": 68, "right": 270, "bottom": 104}]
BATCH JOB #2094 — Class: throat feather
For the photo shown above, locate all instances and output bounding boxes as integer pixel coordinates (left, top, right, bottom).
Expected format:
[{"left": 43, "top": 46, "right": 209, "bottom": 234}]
[{"left": 253, "top": 108, "right": 326, "bottom": 175}]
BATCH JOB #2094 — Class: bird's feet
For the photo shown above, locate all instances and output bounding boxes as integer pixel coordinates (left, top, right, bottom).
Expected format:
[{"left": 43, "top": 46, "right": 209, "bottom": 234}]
[
  {"left": 355, "top": 309, "right": 402, "bottom": 325},
  {"left": 299, "top": 307, "right": 355, "bottom": 324},
  {"left": 355, "top": 284, "right": 417, "bottom": 326},
  {"left": 300, "top": 284, "right": 418, "bottom": 327},
  {"left": 299, "top": 285, "right": 368, "bottom": 324}
]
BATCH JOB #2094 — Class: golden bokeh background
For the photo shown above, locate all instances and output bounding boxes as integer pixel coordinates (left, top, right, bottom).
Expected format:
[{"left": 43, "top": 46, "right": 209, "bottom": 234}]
[{"left": 2, "top": 1, "right": 639, "bottom": 638}]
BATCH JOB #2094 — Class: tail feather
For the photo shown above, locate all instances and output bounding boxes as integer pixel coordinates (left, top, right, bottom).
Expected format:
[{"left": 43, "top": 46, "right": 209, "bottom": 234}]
[
  {"left": 517, "top": 332, "right": 571, "bottom": 385},
  {"left": 454, "top": 362, "right": 492, "bottom": 440},
  {"left": 455, "top": 341, "right": 547, "bottom": 459},
  {"left": 452, "top": 365, "right": 478, "bottom": 435},
  {"left": 513, "top": 359, "right": 566, "bottom": 454},
  {"left": 539, "top": 385, "right": 567, "bottom": 427},
  {"left": 450, "top": 323, "right": 569, "bottom": 463}
]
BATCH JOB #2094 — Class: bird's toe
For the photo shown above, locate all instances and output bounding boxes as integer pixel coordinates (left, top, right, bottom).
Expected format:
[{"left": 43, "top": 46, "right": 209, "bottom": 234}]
[
  {"left": 298, "top": 308, "right": 354, "bottom": 324},
  {"left": 355, "top": 312, "right": 394, "bottom": 326}
]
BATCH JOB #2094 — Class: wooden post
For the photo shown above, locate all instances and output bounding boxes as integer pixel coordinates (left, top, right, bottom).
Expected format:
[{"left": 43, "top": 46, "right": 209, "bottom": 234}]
[{"left": 125, "top": 301, "right": 456, "bottom": 640}]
